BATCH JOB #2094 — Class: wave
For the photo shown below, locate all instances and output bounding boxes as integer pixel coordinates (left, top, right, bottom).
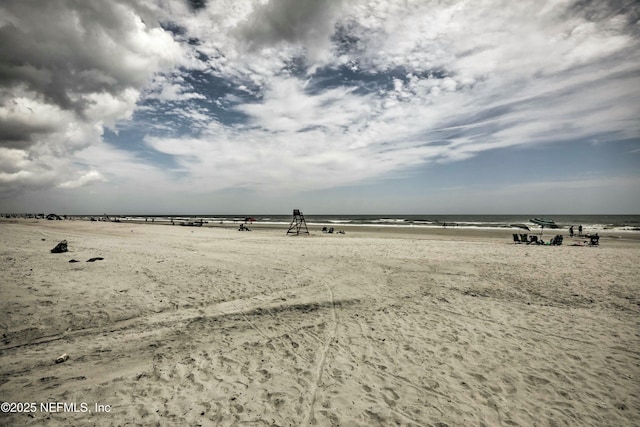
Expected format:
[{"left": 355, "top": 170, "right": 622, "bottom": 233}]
[{"left": 35, "top": 214, "right": 640, "bottom": 233}]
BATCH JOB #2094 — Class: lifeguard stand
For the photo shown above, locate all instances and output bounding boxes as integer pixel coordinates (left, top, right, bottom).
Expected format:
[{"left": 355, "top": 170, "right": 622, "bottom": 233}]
[{"left": 287, "top": 209, "right": 309, "bottom": 235}]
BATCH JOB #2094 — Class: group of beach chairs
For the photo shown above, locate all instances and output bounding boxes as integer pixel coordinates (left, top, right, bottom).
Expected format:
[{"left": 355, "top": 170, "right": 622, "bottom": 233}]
[
  {"left": 513, "top": 233, "right": 600, "bottom": 246},
  {"left": 512, "top": 233, "right": 562, "bottom": 245},
  {"left": 513, "top": 234, "right": 546, "bottom": 245}
]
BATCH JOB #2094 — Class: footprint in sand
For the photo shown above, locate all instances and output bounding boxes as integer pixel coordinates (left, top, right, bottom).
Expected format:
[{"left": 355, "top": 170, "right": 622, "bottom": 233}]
[
  {"left": 425, "top": 379, "right": 440, "bottom": 390},
  {"left": 526, "top": 374, "right": 550, "bottom": 386},
  {"left": 262, "top": 391, "right": 286, "bottom": 410},
  {"left": 257, "top": 368, "right": 271, "bottom": 383},
  {"left": 469, "top": 373, "right": 487, "bottom": 382},
  {"left": 381, "top": 387, "right": 400, "bottom": 407}
]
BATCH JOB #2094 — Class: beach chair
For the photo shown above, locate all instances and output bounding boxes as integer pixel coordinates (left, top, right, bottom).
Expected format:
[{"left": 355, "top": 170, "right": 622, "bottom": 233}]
[
  {"left": 512, "top": 234, "right": 521, "bottom": 243},
  {"left": 529, "top": 235, "right": 538, "bottom": 244},
  {"left": 589, "top": 235, "right": 600, "bottom": 246},
  {"left": 551, "top": 235, "right": 563, "bottom": 245}
]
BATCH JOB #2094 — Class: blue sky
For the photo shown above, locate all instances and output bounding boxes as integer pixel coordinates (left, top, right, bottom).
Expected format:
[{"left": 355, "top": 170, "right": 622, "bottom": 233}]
[{"left": 1, "top": 0, "right": 639, "bottom": 214}]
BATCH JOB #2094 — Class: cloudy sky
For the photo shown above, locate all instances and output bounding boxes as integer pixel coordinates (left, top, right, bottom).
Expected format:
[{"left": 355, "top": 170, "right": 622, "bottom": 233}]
[{"left": 1, "top": 0, "right": 639, "bottom": 214}]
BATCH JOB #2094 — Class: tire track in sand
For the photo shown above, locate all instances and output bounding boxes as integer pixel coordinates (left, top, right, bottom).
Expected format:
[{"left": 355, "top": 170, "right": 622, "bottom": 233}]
[{"left": 301, "top": 278, "right": 338, "bottom": 426}]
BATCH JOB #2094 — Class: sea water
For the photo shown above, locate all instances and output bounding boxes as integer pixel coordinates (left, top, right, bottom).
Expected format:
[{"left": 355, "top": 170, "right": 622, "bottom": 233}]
[{"left": 72, "top": 214, "right": 640, "bottom": 233}]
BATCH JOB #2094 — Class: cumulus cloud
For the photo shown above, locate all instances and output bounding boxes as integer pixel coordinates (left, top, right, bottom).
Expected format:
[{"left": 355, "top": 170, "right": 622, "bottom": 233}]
[
  {"left": 234, "top": 0, "right": 346, "bottom": 64},
  {"left": 58, "top": 170, "right": 106, "bottom": 189},
  {"left": 0, "top": 0, "right": 184, "bottom": 194}
]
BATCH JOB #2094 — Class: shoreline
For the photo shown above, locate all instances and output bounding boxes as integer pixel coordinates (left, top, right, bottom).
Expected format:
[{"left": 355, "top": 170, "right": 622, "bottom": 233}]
[{"left": 4, "top": 217, "right": 639, "bottom": 245}]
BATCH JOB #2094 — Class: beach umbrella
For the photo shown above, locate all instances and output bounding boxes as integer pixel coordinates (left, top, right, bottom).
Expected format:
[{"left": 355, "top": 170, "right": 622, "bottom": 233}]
[
  {"left": 529, "top": 218, "right": 558, "bottom": 234},
  {"left": 510, "top": 223, "right": 530, "bottom": 231}
]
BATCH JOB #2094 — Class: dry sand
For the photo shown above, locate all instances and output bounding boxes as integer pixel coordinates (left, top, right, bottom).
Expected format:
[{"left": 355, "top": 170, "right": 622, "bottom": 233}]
[{"left": 0, "top": 219, "right": 638, "bottom": 426}]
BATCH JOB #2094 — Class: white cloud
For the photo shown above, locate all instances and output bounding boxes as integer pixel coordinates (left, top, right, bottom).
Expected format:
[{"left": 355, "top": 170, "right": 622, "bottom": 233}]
[
  {"left": 0, "top": 0, "right": 185, "bottom": 193},
  {"left": 58, "top": 170, "right": 107, "bottom": 189}
]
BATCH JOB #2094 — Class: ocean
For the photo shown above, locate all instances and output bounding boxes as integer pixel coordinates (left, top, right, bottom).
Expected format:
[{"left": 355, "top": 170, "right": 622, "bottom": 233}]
[{"left": 55, "top": 214, "right": 640, "bottom": 233}]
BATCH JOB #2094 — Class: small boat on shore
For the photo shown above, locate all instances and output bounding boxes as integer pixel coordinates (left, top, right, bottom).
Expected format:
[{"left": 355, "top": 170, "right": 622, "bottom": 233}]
[{"left": 180, "top": 220, "right": 204, "bottom": 227}]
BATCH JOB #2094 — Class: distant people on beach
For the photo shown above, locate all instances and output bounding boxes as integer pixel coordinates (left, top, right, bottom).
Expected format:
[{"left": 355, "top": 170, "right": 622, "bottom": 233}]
[
  {"left": 569, "top": 226, "right": 574, "bottom": 237},
  {"left": 578, "top": 225, "right": 583, "bottom": 236},
  {"left": 322, "top": 226, "right": 344, "bottom": 234}
]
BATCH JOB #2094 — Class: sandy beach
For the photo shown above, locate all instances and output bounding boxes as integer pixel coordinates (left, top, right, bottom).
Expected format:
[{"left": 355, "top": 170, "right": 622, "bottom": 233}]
[{"left": 1, "top": 219, "right": 638, "bottom": 426}]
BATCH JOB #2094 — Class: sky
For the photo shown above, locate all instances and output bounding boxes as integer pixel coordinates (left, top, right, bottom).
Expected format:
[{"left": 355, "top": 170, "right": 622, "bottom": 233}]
[{"left": 1, "top": 0, "right": 639, "bottom": 215}]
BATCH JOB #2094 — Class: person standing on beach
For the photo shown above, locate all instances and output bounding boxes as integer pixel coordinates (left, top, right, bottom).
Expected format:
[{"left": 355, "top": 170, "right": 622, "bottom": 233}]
[
  {"left": 579, "top": 225, "right": 583, "bottom": 236},
  {"left": 569, "top": 226, "right": 574, "bottom": 237}
]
